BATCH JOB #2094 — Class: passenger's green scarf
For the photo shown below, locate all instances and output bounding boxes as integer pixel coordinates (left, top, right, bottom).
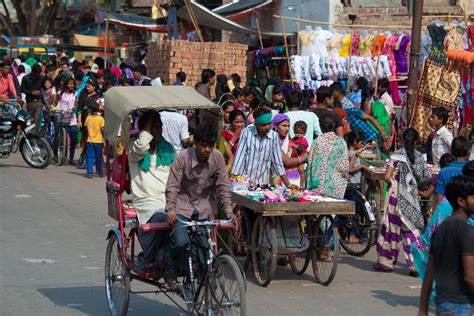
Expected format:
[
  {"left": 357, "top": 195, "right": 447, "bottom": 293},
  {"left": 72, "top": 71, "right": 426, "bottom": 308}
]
[{"left": 138, "top": 138, "right": 175, "bottom": 172}]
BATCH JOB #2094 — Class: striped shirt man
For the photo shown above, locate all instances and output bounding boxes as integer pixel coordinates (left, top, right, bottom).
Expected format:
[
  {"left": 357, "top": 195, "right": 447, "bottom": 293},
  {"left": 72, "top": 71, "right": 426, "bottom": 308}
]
[{"left": 231, "top": 124, "right": 286, "bottom": 185}]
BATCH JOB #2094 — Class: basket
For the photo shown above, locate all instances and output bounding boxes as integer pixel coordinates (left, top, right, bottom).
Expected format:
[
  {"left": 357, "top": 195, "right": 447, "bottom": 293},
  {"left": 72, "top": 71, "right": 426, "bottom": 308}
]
[{"left": 54, "top": 111, "right": 73, "bottom": 125}]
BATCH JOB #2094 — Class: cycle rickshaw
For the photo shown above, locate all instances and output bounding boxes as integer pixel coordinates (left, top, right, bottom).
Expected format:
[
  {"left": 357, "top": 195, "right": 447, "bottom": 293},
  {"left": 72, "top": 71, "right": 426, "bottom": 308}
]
[{"left": 103, "top": 86, "right": 246, "bottom": 315}]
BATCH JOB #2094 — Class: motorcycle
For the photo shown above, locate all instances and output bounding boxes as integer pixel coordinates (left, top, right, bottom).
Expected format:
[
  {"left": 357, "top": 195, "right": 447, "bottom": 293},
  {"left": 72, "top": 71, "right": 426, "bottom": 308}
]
[{"left": 0, "top": 105, "right": 52, "bottom": 169}]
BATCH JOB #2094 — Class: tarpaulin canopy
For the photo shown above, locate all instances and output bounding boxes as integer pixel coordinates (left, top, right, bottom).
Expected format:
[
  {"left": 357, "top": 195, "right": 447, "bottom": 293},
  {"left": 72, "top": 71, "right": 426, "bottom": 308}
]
[
  {"left": 106, "top": 12, "right": 167, "bottom": 32},
  {"left": 178, "top": 1, "right": 291, "bottom": 37},
  {"left": 104, "top": 86, "right": 219, "bottom": 146},
  {"left": 212, "top": 0, "right": 272, "bottom": 21}
]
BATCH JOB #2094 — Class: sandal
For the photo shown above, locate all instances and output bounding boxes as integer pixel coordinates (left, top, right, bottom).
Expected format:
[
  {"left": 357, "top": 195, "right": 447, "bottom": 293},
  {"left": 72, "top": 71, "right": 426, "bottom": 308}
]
[{"left": 373, "top": 264, "right": 393, "bottom": 273}]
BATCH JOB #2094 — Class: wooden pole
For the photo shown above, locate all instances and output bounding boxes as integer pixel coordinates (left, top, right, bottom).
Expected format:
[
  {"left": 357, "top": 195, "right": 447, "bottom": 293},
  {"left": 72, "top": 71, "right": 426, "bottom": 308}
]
[
  {"left": 184, "top": 0, "right": 204, "bottom": 42},
  {"left": 296, "top": 16, "right": 301, "bottom": 56},
  {"left": 279, "top": 16, "right": 294, "bottom": 88},
  {"left": 104, "top": 18, "right": 109, "bottom": 69},
  {"left": 256, "top": 18, "right": 270, "bottom": 78},
  {"left": 406, "top": 0, "right": 424, "bottom": 125}
]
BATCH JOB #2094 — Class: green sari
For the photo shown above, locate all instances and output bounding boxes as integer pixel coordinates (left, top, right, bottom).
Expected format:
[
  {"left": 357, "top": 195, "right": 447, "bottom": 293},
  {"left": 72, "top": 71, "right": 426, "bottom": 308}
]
[{"left": 371, "top": 100, "right": 392, "bottom": 160}]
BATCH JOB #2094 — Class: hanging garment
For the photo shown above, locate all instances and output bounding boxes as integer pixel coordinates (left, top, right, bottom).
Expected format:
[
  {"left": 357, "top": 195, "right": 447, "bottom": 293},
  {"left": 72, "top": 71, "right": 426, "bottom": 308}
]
[
  {"left": 359, "top": 34, "right": 375, "bottom": 57},
  {"left": 312, "top": 30, "right": 333, "bottom": 58},
  {"left": 395, "top": 35, "right": 410, "bottom": 77},
  {"left": 373, "top": 34, "right": 387, "bottom": 56},
  {"left": 427, "top": 24, "right": 447, "bottom": 64},
  {"left": 339, "top": 34, "right": 352, "bottom": 57},
  {"left": 328, "top": 33, "right": 343, "bottom": 57},
  {"left": 351, "top": 33, "right": 360, "bottom": 56},
  {"left": 383, "top": 35, "right": 401, "bottom": 105},
  {"left": 420, "top": 34, "right": 432, "bottom": 69},
  {"left": 444, "top": 25, "right": 468, "bottom": 51},
  {"left": 300, "top": 30, "right": 316, "bottom": 56}
]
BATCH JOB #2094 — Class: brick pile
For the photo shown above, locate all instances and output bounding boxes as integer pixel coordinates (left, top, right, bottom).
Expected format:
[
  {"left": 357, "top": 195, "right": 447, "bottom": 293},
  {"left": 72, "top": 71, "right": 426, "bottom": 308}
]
[{"left": 147, "top": 40, "right": 248, "bottom": 90}]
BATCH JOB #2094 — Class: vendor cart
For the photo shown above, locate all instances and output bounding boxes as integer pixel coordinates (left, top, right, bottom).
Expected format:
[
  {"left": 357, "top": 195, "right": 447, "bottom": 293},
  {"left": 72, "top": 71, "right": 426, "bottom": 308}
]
[{"left": 228, "top": 191, "right": 354, "bottom": 287}]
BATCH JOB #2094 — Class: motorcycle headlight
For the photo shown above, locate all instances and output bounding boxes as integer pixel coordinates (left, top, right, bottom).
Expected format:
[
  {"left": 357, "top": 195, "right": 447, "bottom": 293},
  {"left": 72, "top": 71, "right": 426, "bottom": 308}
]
[{"left": 26, "top": 118, "right": 32, "bottom": 126}]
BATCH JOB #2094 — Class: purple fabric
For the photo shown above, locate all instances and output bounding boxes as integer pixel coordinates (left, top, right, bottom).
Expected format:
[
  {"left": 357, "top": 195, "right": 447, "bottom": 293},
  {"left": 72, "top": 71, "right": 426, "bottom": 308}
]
[
  {"left": 389, "top": 196, "right": 398, "bottom": 206},
  {"left": 272, "top": 113, "right": 289, "bottom": 127},
  {"left": 394, "top": 36, "right": 410, "bottom": 75},
  {"left": 388, "top": 212, "right": 402, "bottom": 226},
  {"left": 376, "top": 243, "right": 399, "bottom": 260}
]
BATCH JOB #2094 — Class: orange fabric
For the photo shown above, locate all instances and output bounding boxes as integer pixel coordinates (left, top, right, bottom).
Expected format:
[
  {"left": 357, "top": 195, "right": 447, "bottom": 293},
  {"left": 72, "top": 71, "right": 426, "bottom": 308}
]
[
  {"left": 372, "top": 34, "right": 387, "bottom": 56},
  {"left": 0, "top": 74, "right": 17, "bottom": 99}
]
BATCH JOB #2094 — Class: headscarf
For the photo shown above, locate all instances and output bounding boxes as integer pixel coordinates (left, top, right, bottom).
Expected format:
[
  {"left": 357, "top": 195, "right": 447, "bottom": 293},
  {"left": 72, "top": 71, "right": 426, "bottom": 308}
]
[
  {"left": 272, "top": 113, "right": 289, "bottom": 127},
  {"left": 333, "top": 108, "right": 347, "bottom": 119}
]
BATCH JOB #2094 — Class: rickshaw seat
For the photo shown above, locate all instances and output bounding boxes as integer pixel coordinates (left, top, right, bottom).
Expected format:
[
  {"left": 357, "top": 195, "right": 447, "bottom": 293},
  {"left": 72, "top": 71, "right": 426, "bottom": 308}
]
[{"left": 111, "top": 155, "right": 131, "bottom": 194}]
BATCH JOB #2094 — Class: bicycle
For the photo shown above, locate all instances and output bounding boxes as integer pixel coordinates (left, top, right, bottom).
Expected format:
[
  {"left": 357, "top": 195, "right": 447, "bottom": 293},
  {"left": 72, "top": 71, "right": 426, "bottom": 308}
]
[
  {"left": 53, "top": 109, "right": 73, "bottom": 166},
  {"left": 335, "top": 183, "right": 381, "bottom": 256},
  {"left": 174, "top": 217, "right": 246, "bottom": 315}
]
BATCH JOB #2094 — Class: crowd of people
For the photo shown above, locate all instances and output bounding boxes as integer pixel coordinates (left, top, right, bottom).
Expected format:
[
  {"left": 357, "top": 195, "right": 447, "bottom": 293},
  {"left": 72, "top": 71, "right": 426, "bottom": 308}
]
[{"left": 0, "top": 51, "right": 472, "bottom": 314}]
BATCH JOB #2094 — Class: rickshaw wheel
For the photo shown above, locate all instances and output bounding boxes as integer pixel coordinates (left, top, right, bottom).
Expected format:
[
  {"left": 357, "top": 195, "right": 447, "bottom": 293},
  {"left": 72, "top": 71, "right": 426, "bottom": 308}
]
[
  {"left": 105, "top": 234, "right": 130, "bottom": 316},
  {"left": 205, "top": 255, "right": 247, "bottom": 316},
  {"left": 311, "top": 215, "right": 339, "bottom": 286},
  {"left": 228, "top": 206, "right": 252, "bottom": 272},
  {"left": 251, "top": 215, "right": 277, "bottom": 287}
]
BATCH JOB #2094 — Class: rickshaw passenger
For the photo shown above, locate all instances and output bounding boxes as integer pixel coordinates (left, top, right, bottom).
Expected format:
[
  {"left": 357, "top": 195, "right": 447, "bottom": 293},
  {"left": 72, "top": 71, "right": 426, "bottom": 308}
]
[
  {"left": 127, "top": 110, "right": 175, "bottom": 268},
  {"left": 165, "top": 123, "right": 235, "bottom": 284}
]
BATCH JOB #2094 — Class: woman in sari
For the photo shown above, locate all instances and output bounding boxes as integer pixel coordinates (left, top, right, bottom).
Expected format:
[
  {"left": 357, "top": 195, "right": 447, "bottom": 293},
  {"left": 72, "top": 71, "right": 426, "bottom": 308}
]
[
  {"left": 221, "top": 109, "right": 245, "bottom": 171},
  {"left": 374, "top": 128, "right": 432, "bottom": 276},
  {"left": 306, "top": 114, "right": 349, "bottom": 199},
  {"left": 271, "top": 113, "right": 306, "bottom": 186}
]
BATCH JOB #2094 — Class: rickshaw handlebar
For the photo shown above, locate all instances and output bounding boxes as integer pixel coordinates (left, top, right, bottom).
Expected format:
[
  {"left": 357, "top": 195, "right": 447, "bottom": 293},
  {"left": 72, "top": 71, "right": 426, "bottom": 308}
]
[{"left": 176, "top": 217, "right": 234, "bottom": 230}]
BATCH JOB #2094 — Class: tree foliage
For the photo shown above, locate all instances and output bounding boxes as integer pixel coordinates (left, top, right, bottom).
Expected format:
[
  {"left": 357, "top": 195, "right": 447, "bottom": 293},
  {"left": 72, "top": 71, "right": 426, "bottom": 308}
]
[{"left": 0, "top": 0, "right": 97, "bottom": 38}]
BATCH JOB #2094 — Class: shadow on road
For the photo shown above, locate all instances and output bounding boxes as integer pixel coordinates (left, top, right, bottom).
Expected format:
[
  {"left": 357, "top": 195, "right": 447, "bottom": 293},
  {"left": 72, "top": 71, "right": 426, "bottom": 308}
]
[
  {"left": 0, "top": 163, "right": 32, "bottom": 169},
  {"left": 38, "top": 285, "right": 182, "bottom": 315},
  {"left": 371, "top": 290, "right": 418, "bottom": 308}
]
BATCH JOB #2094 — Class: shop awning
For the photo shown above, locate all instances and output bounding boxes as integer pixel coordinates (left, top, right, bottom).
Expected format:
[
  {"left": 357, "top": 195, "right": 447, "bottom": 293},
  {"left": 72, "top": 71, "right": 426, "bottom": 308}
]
[
  {"left": 178, "top": 1, "right": 290, "bottom": 37},
  {"left": 106, "top": 12, "right": 167, "bottom": 32},
  {"left": 212, "top": 0, "right": 272, "bottom": 21}
]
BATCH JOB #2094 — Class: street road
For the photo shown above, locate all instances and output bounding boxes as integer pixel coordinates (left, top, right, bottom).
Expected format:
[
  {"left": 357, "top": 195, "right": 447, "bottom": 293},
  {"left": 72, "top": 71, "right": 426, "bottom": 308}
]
[{"left": 0, "top": 155, "right": 428, "bottom": 315}]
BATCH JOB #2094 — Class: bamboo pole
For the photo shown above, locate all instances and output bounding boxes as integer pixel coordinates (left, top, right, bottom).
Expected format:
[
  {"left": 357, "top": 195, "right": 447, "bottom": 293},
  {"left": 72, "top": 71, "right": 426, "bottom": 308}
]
[
  {"left": 256, "top": 18, "right": 270, "bottom": 78},
  {"left": 296, "top": 16, "right": 301, "bottom": 56},
  {"left": 104, "top": 18, "right": 109, "bottom": 69},
  {"left": 279, "top": 16, "right": 294, "bottom": 88},
  {"left": 184, "top": 0, "right": 204, "bottom": 42}
]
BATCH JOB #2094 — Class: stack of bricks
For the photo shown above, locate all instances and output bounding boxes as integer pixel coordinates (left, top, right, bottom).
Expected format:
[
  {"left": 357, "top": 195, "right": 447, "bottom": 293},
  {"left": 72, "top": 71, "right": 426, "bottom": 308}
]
[{"left": 147, "top": 40, "right": 248, "bottom": 89}]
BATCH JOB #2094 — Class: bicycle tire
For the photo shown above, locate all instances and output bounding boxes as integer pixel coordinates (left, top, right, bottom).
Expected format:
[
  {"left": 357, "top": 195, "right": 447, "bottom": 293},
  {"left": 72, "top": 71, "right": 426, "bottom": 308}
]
[
  {"left": 251, "top": 215, "right": 277, "bottom": 287},
  {"left": 57, "top": 127, "right": 67, "bottom": 166},
  {"left": 311, "top": 215, "right": 339, "bottom": 286},
  {"left": 105, "top": 235, "right": 130, "bottom": 316},
  {"left": 205, "top": 254, "right": 246, "bottom": 315},
  {"left": 338, "top": 190, "right": 377, "bottom": 257}
]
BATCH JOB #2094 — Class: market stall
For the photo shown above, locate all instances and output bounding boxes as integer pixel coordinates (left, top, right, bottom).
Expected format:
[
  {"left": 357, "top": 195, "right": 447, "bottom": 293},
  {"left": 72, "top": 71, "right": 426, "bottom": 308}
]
[{"left": 228, "top": 182, "right": 354, "bottom": 287}]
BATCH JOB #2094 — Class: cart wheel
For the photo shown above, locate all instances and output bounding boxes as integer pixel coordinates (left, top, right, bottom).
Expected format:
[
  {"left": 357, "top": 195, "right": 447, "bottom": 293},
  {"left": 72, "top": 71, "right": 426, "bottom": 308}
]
[
  {"left": 366, "top": 183, "right": 382, "bottom": 244},
  {"left": 251, "top": 215, "right": 277, "bottom": 287},
  {"left": 105, "top": 234, "right": 130, "bottom": 316},
  {"left": 311, "top": 215, "right": 339, "bottom": 286},
  {"left": 228, "top": 206, "right": 252, "bottom": 272},
  {"left": 289, "top": 251, "right": 311, "bottom": 275},
  {"left": 289, "top": 217, "right": 311, "bottom": 275}
]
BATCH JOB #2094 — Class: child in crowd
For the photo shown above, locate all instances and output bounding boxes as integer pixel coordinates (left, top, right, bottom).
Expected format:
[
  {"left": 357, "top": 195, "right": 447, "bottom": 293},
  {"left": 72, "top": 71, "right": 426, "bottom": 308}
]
[
  {"left": 221, "top": 101, "right": 235, "bottom": 130},
  {"left": 55, "top": 78, "right": 78, "bottom": 164},
  {"left": 85, "top": 102, "right": 105, "bottom": 178},
  {"left": 290, "top": 121, "right": 309, "bottom": 187},
  {"left": 429, "top": 107, "right": 453, "bottom": 167},
  {"left": 347, "top": 131, "right": 370, "bottom": 185}
]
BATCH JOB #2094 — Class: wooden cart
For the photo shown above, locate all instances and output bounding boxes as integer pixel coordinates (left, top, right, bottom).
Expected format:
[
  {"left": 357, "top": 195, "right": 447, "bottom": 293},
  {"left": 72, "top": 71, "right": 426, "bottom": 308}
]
[{"left": 228, "top": 191, "right": 355, "bottom": 287}]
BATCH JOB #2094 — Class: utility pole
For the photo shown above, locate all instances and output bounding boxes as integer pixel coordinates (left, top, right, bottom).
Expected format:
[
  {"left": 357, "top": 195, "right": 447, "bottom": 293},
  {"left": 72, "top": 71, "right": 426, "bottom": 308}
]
[
  {"left": 406, "top": 0, "right": 424, "bottom": 124},
  {"left": 30, "top": 0, "right": 37, "bottom": 35}
]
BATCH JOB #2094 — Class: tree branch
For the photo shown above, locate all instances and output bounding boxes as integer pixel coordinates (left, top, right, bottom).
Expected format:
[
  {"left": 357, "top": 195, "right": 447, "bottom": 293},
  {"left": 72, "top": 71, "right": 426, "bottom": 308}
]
[
  {"left": 10, "top": 0, "right": 27, "bottom": 35},
  {"left": 0, "top": 12, "right": 14, "bottom": 39}
]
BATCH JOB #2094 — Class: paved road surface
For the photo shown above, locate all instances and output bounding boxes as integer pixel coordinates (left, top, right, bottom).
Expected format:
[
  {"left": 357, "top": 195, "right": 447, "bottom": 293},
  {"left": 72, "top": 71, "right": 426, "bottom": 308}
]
[{"left": 0, "top": 155, "right": 428, "bottom": 315}]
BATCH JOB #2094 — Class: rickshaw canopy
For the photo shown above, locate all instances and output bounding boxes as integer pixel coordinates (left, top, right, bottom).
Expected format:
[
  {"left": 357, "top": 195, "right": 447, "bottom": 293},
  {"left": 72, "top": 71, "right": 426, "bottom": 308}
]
[{"left": 104, "top": 86, "right": 220, "bottom": 146}]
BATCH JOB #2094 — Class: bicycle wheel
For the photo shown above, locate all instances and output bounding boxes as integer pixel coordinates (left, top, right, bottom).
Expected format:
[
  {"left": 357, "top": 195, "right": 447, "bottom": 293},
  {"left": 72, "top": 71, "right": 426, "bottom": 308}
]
[
  {"left": 311, "top": 215, "right": 339, "bottom": 286},
  {"left": 288, "top": 217, "right": 311, "bottom": 275},
  {"left": 251, "top": 215, "right": 277, "bottom": 287},
  {"left": 105, "top": 234, "right": 130, "bottom": 316},
  {"left": 338, "top": 190, "right": 377, "bottom": 257},
  {"left": 57, "top": 127, "right": 67, "bottom": 166},
  {"left": 228, "top": 206, "right": 252, "bottom": 272},
  {"left": 205, "top": 254, "right": 246, "bottom": 316}
]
